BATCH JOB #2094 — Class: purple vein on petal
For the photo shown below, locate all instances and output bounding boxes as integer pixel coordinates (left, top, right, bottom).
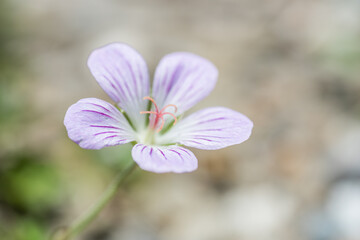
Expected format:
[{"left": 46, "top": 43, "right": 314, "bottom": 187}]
[
  {"left": 81, "top": 110, "right": 115, "bottom": 120},
  {"left": 191, "top": 135, "right": 231, "bottom": 139},
  {"left": 94, "top": 131, "right": 119, "bottom": 136},
  {"left": 113, "top": 62, "right": 134, "bottom": 100},
  {"left": 169, "top": 150, "right": 184, "bottom": 162},
  {"left": 89, "top": 125, "right": 123, "bottom": 130},
  {"left": 155, "top": 67, "right": 168, "bottom": 94},
  {"left": 149, "top": 148, "right": 153, "bottom": 156},
  {"left": 108, "top": 69, "right": 126, "bottom": 98},
  {"left": 137, "top": 62, "right": 144, "bottom": 83},
  {"left": 176, "top": 67, "right": 204, "bottom": 101},
  {"left": 158, "top": 149, "right": 167, "bottom": 160},
  {"left": 102, "top": 64, "right": 127, "bottom": 100},
  {"left": 102, "top": 135, "right": 119, "bottom": 140},
  {"left": 186, "top": 140, "right": 205, "bottom": 145},
  {"left": 101, "top": 70, "right": 124, "bottom": 101},
  {"left": 141, "top": 145, "right": 146, "bottom": 153},
  {"left": 197, "top": 110, "right": 223, "bottom": 118},
  {"left": 124, "top": 57, "right": 139, "bottom": 98},
  {"left": 191, "top": 138, "right": 218, "bottom": 142},
  {"left": 196, "top": 117, "right": 226, "bottom": 124},
  {"left": 89, "top": 103, "right": 112, "bottom": 113},
  {"left": 113, "top": 51, "right": 137, "bottom": 96},
  {"left": 196, "top": 128, "right": 223, "bottom": 132},
  {"left": 166, "top": 64, "right": 184, "bottom": 94},
  {"left": 177, "top": 148, "right": 191, "bottom": 157}
]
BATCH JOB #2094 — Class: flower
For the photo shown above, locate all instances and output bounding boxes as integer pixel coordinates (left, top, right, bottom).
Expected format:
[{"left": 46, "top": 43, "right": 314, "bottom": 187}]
[{"left": 64, "top": 43, "right": 253, "bottom": 173}]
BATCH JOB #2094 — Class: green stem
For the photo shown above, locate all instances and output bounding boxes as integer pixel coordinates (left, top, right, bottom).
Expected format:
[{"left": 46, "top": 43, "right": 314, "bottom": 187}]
[{"left": 53, "top": 161, "right": 137, "bottom": 240}]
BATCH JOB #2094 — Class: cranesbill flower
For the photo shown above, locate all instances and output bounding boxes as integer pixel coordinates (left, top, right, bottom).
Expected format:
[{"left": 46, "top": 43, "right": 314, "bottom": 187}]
[{"left": 64, "top": 43, "right": 253, "bottom": 173}]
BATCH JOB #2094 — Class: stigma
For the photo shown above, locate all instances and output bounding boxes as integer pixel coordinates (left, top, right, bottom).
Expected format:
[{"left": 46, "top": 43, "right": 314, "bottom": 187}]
[{"left": 140, "top": 96, "right": 178, "bottom": 132}]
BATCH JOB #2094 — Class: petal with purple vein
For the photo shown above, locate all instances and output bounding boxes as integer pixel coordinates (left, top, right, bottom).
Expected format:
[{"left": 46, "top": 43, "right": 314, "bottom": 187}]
[
  {"left": 132, "top": 144, "right": 198, "bottom": 173},
  {"left": 152, "top": 52, "right": 218, "bottom": 116},
  {"left": 87, "top": 43, "right": 150, "bottom": 130},
  {"left": 64, "top": 98, "right": 136, "bottom": 149},
  {"left": 158, "top": 107, "right": 253, "bottom": 150}
]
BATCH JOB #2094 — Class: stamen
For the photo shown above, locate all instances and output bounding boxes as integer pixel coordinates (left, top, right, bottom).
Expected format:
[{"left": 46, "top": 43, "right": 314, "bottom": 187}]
[
  {"left": 161, "top": 104, "right": 178, "bottom": 113},
  {"left": 162, "top": 112, "right": 177, "bottom": 125},
  {"left": 140, "top": 96, "right": 178, "bottom": 132},
  {"left": 157, "top": 116, "right": 165, "bottom": 132},
  {"left": 140, "top": 111, "right": 157, "bottom": 115},
  {"left": 143, "top": 96, "right": 159, "bottom": 112}
]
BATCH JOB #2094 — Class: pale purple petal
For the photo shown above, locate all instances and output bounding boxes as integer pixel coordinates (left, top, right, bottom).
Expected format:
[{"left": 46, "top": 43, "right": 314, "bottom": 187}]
[
  {"left": 87, "top": 43, "right": 150, "bottom": 130},
  {"left": 64, "top": 98, "right": 136, "bottom": 149},
  {"left": 158, "top": 107, "right": 253, "bottom": 150},
  {"left": 132, "top": 144, "right": 198, "bottom": 173},
  {"left": 152, "top": 52, "right": 218, "bottom": 115}
]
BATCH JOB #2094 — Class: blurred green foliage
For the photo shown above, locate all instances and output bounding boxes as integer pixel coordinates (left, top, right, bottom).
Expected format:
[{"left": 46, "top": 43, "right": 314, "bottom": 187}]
[
  {"left": 0, "top": 153, "right": 61, "bottom": 214},
  {"left": 0, "top": 152, "right": 62, "bottom": 240},
  {"left": 0, "top": 1, "right": 56, "bottom": 239},
  {"left": 0, "top": 218, "right": 46, "bottom": 240}
]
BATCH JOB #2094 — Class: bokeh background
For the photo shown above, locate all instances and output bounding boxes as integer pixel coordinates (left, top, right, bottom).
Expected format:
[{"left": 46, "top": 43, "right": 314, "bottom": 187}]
[{"left": 1, "top": 0, "right": 360, "bottom": 239}]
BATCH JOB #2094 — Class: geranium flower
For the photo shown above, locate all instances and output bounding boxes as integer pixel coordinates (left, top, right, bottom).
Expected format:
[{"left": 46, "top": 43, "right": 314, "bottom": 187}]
[{"left": 64, "top": 43, "right": 253, "bottom": 173}]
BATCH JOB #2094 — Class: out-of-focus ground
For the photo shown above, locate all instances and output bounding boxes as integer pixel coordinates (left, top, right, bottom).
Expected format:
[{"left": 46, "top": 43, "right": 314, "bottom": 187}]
[{"left": 1, "top": 0, "right": 360, "bottom": 239}]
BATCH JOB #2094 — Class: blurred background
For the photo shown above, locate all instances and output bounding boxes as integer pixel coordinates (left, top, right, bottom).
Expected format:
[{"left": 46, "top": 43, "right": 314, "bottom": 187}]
[{"left": 1, "top": 0, "right": 360, "bottom": 239}]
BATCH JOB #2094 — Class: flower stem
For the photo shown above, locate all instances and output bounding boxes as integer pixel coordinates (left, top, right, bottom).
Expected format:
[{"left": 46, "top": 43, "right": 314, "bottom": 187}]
[{"left": 53, "top": 161, "right": 137, "bottom": 240}]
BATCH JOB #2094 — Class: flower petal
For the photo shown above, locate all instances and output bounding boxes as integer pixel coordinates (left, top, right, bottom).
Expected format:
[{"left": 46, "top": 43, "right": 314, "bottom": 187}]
[
  {"left": 64, "top": 98, "right": 136, "bottom": 149},
  {"left": 158, "top": 107, "right": 253, "bottom": 150},
  {"left": 132, "top": 144, "right": 198, "bottom": 173},
  {"left": 87, "top": 43, "right": 150, "bottom": 130},
  {"left": 152, "top": 52, "right": 218, "bottom": 115}
]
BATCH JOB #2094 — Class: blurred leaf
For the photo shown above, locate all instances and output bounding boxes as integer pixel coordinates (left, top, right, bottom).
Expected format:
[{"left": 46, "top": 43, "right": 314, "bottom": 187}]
[
  {"left": 0, "top": 153, "right": 62, "bottom": 214},
  {"left": 12, "top": 218, "right": 46, "bottom": 240}
]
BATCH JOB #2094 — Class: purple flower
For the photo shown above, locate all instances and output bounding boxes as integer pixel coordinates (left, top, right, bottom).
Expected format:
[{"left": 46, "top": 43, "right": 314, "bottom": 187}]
[{"left": 64, "top": 43, "right": 253, "bottom": 173}]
